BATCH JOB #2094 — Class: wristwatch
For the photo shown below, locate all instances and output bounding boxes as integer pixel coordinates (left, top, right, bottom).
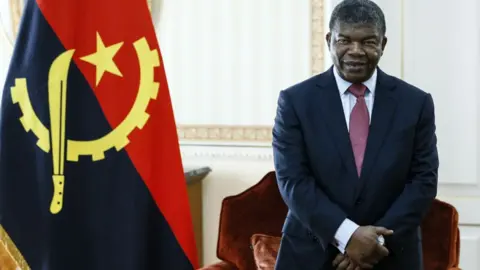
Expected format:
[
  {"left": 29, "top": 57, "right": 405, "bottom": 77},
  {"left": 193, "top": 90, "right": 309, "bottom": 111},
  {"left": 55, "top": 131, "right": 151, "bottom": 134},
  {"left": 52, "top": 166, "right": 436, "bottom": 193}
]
[{"left": 377, "top": 235, "right": 385, "bottom": 246}]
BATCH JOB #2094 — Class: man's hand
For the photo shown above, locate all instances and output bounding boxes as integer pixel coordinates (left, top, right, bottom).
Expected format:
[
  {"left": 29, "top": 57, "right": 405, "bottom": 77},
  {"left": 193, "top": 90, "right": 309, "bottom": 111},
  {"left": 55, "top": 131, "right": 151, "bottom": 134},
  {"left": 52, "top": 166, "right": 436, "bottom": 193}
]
[
  {"left": 332, "top": 253, "right": 361, "bottom": 270},
  {"left": 345, "top": 226, "right": 393, "bottom": 268}
]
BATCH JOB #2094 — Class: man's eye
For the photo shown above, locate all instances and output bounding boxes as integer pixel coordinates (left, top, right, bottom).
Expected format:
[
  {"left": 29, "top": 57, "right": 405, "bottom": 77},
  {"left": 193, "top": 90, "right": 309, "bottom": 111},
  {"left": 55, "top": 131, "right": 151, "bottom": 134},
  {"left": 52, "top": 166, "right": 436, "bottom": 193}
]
[
  {"left": 364, "top": 40, "right": 377, "bottom": 45},
  {"left": 337, "top": 39, "right": 349, "bottom": 44}
]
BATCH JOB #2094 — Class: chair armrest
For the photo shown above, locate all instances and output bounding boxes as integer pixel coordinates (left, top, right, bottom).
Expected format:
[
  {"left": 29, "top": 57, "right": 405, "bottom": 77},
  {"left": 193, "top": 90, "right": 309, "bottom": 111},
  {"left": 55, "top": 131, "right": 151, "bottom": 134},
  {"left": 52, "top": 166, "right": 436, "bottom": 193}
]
[{"left": 197, "top": 261, "right": 237, "bottom": 270}]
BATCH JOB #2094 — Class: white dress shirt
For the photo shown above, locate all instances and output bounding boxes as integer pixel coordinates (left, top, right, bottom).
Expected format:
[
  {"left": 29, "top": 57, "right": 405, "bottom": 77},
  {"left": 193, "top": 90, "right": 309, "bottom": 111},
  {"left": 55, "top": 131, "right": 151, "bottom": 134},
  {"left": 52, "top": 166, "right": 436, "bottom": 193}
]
[{"left": 331, "top": 67, "right": 378, "bottom": 253}]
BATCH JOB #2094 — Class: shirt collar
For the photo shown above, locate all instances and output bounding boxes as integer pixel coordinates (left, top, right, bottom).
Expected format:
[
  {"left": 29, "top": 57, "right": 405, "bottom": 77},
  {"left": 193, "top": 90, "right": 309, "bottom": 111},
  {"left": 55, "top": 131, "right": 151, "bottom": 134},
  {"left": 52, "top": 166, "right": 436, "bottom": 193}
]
[{"left": 333, "top": 66, "right": 377, "bottom": 95}]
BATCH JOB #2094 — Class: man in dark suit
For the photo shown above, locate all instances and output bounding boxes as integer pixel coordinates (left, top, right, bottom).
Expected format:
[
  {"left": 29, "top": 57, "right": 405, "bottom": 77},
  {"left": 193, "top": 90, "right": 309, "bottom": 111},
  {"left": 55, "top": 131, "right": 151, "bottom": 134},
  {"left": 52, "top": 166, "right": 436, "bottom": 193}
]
[{"left": 272, "top": 0, "right": 438, "bottom": 269}]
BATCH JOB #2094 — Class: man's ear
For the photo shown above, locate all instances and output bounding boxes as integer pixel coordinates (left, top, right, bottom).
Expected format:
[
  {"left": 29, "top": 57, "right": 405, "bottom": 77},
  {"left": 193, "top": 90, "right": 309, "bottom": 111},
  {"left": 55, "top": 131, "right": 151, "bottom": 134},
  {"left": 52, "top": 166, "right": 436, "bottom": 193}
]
[
  {"left": 381, "top": 36, "right": 388, "bottom": 51},
  {"left": 326, "top": 32, "right": 331, "bottom": 50}
]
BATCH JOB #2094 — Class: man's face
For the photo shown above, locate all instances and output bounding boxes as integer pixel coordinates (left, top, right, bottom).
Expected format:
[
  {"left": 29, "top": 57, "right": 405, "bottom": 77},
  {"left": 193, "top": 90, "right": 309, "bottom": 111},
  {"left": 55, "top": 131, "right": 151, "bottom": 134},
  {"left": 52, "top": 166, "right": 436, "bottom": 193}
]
[{"left": 326, "top": 22, "right": 387, "bottom": 83}]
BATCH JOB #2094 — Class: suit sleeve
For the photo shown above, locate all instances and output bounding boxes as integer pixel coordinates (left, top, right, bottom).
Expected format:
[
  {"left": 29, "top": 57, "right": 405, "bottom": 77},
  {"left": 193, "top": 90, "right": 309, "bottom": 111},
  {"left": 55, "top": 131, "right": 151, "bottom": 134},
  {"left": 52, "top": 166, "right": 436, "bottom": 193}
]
[
  {"left": 272, "top": 90, "right": 347, "bottom": 245},
  {"left": 375, "top": 93, "right": 438, "bottom": 245}
]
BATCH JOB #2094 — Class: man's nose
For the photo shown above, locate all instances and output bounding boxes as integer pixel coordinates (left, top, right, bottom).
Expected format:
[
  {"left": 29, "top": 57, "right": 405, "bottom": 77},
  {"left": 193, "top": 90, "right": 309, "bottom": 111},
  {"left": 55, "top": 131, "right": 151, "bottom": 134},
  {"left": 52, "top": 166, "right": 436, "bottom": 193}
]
[{"left": 348, "top": 42, "right": 365, "bottom": 55}]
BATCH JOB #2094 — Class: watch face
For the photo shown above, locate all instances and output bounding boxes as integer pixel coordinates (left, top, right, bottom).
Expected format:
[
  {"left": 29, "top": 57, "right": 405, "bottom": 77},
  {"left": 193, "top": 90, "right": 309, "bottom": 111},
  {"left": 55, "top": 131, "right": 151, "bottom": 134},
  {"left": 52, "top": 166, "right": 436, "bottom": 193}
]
[
  {"left": 377, "top": 235, "right": 385, "bottom": 245},
  {"left": 0, "top": 0, "right": 24, "bottom": 46}
]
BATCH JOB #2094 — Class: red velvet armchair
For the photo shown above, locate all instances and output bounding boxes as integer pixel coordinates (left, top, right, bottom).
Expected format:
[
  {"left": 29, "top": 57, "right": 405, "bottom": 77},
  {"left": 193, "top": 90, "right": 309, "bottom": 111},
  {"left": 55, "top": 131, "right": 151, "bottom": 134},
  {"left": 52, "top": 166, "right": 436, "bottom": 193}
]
[{"left": 200, "top": 171, "right": 461, "bottom": 270}]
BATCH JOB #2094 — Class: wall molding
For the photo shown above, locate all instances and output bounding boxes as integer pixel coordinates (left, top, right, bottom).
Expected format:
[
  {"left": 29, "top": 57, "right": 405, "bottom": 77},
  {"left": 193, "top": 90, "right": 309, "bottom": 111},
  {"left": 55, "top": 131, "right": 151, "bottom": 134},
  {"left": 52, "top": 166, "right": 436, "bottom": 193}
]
[
  {"left": 180, "top": 144, "right": 273, "bottom": 161},
  {"left": 311, "top": 0, "right": 325, "bottom": 75},
  {"left": 9, "top": 0, "right": 22, "bottom": 42},
  {"left": 177, "top": 125, "right": 273, "bottom": 143},
  {"left": 0, "top": 0, "right": 23, "bottom": 48}
]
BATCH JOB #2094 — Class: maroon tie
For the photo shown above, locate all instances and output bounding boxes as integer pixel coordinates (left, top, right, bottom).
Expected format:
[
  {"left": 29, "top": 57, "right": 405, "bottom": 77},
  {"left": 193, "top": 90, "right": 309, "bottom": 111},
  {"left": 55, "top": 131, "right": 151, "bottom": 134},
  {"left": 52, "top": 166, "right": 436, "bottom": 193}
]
[{"left": 348, "top": 84, "right": 369, "bottom": 177}]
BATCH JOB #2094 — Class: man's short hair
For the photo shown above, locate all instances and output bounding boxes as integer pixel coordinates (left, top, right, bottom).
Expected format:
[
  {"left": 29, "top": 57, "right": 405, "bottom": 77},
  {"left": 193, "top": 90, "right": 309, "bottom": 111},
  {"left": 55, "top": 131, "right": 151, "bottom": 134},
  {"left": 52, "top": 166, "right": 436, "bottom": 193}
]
[{"left": 329, "top": 0, "right": 386, "bottom": 35}]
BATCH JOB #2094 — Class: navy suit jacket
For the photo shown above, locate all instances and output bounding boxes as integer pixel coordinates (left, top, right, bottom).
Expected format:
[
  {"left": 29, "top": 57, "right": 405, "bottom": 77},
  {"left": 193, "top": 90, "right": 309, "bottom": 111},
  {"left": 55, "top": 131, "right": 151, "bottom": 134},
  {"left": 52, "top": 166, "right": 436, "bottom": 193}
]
[{"left": 272, "top": 67, "right": 438, "bottom": 270}]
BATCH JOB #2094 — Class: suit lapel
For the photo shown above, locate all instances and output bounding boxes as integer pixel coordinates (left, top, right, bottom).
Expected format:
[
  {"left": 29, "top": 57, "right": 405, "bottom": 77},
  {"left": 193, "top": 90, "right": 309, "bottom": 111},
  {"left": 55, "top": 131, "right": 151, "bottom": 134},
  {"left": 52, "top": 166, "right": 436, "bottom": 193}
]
[
  {"left": 315, "top": 68, "right": 358, "bottom": 178},
  {"left": 357, "top": 69, "right": 398, "bottom": 192},
  {"left": 314, "top": 67, "right": 398, "bottom": 191}
]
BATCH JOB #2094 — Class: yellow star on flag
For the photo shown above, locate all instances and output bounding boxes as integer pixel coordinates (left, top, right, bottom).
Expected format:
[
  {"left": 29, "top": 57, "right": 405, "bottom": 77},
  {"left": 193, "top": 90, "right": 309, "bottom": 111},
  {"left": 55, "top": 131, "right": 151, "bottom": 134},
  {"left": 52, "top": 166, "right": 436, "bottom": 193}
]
[{"left": 80, "top": 32, "right": 124, "bottom": 86}]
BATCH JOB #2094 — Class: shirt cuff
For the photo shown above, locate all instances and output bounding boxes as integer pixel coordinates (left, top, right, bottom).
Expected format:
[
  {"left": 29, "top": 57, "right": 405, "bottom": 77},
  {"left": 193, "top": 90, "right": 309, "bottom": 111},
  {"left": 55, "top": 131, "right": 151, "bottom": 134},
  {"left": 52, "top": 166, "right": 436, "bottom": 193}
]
[{"left": 332, "top": 218, "right": 359, "bottom": 253}]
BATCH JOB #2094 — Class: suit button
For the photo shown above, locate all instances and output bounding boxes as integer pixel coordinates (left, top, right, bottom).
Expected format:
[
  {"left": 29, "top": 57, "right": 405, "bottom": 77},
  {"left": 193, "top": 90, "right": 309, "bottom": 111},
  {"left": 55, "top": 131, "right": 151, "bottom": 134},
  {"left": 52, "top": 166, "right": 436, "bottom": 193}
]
[{"left": 355, "top": 198, "right": 362, "bottom": 205}]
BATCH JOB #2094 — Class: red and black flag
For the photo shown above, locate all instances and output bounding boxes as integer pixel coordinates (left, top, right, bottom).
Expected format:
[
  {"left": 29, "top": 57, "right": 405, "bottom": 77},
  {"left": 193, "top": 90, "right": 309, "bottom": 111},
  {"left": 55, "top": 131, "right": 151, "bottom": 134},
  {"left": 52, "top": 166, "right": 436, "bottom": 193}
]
[{"left": 0, "top": 0, "right": 198, "bottom": 269}]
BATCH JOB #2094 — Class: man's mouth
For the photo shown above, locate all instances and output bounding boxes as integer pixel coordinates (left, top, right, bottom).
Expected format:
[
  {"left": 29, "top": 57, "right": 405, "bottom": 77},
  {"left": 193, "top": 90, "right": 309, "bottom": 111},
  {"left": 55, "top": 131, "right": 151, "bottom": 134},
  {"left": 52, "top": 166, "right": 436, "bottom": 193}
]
[
  {"left": 343, "top": 61, "right": 367, "bottom": 68},
  {"left": 343, "top": 61, "right": 367, "bottom": 71}
]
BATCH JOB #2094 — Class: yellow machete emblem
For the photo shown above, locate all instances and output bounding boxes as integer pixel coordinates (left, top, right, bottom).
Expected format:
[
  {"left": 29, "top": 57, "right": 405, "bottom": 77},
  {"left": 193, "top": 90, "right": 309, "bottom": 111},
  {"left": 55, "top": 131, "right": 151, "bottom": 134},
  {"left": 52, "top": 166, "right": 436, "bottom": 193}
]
[{"left": 10, "top": 33, "right": 160, "bottom": 214}]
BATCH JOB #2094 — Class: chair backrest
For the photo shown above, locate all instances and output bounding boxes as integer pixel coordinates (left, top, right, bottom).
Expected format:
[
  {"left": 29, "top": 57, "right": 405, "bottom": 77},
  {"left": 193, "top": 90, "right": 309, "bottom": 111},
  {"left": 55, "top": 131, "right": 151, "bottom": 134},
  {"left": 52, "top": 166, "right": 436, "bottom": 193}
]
[
  {"left": 421, "top": 199, "right": 460, "bottom": 269},
  {"left": 216, "top": 171, "right": 460, "bottom": 269},
  {"left": 216, "top": 171, "right": 287, "bottom": 270}
]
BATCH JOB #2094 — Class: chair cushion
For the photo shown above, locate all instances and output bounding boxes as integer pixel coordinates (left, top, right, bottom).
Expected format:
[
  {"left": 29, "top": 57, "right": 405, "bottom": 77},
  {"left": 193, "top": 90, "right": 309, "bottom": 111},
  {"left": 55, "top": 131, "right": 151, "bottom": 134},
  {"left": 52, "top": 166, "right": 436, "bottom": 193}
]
[{"left": 251, "top": 234, "right": 281, "bottom": 270}]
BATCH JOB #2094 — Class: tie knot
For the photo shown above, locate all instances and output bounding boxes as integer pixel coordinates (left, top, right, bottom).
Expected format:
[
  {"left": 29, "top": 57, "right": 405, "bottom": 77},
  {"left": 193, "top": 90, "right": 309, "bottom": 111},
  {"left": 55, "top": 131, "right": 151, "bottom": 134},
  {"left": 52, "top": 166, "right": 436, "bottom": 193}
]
[{"left": 348, "top": 84, "right": 367, "bottom": 98}]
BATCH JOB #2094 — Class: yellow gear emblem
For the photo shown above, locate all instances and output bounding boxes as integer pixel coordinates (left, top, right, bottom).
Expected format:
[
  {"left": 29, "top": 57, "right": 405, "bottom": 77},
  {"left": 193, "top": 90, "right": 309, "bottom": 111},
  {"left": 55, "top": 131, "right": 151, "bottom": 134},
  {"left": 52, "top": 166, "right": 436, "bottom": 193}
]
[{"left": 10, "top": 35, "right": 160, "bottom": 214}]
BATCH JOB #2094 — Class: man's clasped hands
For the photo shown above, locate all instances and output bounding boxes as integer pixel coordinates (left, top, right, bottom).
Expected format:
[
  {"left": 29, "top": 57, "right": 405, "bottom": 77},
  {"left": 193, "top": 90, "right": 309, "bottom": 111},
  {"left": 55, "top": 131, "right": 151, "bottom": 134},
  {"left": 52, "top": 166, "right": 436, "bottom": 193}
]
[{"left": 332, "top": 225, "right": 394, "bottom": 270}]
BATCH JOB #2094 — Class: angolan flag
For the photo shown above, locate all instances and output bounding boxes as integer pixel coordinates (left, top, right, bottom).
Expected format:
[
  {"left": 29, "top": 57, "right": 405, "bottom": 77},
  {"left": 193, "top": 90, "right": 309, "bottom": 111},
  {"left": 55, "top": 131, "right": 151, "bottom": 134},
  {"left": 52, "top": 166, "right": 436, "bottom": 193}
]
[{"left": 0, "top": 0, "right": 198, "bottom": 269}]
